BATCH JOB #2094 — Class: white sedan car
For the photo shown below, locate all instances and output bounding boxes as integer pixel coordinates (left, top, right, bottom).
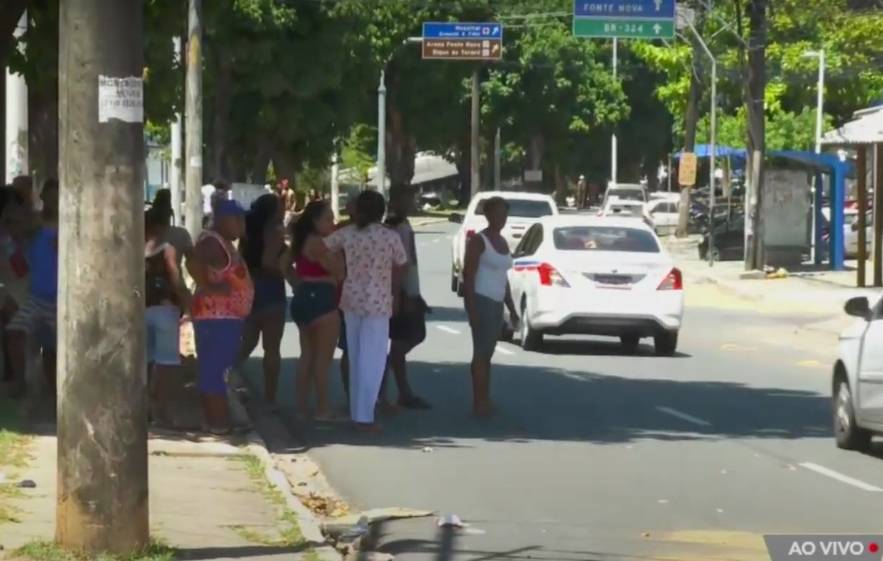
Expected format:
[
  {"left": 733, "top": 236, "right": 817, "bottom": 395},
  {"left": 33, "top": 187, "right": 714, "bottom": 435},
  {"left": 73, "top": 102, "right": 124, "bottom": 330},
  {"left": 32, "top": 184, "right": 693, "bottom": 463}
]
[
  {"left": 507, "top": 215, "right": 684, "bottom": 355},
  {"left": 833, "top": 294, "right": 883, "bottom": 451}
]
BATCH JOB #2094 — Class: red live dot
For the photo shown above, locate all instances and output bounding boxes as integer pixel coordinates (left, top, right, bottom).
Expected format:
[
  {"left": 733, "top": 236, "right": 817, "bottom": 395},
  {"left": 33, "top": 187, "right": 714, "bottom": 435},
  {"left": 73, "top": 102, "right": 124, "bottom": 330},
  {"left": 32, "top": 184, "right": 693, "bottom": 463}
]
[{"left": 869, "top": 542, "right": 879, "bottom": 553}]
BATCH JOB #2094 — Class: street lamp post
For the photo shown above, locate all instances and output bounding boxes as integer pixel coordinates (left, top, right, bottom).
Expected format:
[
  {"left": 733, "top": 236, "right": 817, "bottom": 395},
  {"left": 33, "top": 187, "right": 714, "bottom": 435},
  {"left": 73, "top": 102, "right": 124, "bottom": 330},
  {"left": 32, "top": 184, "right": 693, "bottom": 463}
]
[
  {"left": 683, "top": 21, "right": 717, "bottom": 266},
  {"left": 804, "top": 49, "right": 826, "bottom": 263},
  {"left": 376, "top": 37, "right": 423, "bottom": 199},
  {"left": 377, "top": 70, "right": 387, "bottom": 198}
]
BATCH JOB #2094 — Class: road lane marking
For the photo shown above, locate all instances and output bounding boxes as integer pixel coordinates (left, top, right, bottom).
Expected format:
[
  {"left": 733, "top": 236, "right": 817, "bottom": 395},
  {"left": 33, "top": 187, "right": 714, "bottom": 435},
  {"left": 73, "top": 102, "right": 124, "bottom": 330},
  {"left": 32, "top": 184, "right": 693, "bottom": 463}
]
[
  {"left": 655, "top": 406, "right": 712, "bottom": 427},
  {"left": 495, "top": 345, "right": 515, "bottom": 356},
  {"left": 799, "top": 462, "right": 883, "bottom": 492},
  {"left": 435, "top": 325, "right": 461, "bottom": 335}
]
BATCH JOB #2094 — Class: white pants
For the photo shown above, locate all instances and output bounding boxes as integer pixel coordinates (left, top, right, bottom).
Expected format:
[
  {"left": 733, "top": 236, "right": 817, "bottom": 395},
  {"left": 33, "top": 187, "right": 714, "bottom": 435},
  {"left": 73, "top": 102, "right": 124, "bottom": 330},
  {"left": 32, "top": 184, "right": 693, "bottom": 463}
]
[{"left": 345, "top": 312, "right": 390, "bottom": 424}]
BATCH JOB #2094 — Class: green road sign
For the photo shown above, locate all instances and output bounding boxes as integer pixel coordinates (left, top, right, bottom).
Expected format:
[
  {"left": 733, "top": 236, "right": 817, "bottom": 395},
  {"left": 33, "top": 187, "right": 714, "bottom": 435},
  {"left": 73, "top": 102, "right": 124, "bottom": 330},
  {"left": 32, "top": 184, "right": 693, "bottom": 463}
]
[{"left": 573, "top": 18, "right": 674, "bottom": 39}]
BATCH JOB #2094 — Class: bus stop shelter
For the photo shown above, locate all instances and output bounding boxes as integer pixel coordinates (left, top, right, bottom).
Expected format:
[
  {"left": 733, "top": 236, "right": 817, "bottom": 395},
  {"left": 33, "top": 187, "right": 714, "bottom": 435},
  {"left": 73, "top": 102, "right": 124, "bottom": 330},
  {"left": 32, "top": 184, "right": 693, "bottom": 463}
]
[
  {"left": 822, "top": 106, "right": 883, "bottom": 286},
  {"left": 769, "top": 150, "right": 854, "bottom": 272}
]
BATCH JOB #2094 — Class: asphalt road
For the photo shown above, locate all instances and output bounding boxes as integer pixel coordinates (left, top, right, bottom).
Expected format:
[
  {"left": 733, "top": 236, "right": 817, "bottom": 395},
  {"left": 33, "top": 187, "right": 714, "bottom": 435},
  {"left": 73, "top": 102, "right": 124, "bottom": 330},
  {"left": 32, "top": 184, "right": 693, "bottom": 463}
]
[{"left": 243, "top": 222, "right": 883, "bottom": 561}]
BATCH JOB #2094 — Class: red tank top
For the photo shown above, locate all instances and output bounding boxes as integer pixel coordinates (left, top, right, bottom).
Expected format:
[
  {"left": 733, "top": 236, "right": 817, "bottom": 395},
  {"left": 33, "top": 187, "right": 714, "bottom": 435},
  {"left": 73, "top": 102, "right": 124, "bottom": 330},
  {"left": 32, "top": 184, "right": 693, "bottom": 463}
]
[
  {"left": 191, "top": 231, "right": 255, "bottom": 320},
  {"left": 294, "top": 254, "right": 329, "bottom": 278}
]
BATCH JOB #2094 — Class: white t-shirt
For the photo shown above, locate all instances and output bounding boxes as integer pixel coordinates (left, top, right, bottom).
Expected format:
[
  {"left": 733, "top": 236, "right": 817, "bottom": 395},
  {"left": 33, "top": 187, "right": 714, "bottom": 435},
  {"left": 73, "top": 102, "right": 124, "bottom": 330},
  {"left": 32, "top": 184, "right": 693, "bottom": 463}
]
[{"left": 201, "top": 184, "right": 216, "bottom": 215}]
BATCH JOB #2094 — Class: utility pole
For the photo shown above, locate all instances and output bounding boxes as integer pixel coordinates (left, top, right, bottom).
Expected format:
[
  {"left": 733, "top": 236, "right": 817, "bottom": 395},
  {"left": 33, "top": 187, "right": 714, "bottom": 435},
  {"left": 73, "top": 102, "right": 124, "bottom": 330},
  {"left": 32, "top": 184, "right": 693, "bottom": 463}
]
[
  {"left": 4, "top": 11, "right": 27, "bottom": 180},
  {"left": 170, "top": 37, "right": 183, "bottom": 224},
  {"left": 470, "top": 68, "right": 480, "bottom": 197},
  {"left": 493, "top": 127, "right": 501, "bottom": 190},
  {"left": 330, "top": 149, "right": 340, "bottom": 217},
  {"left": 377, "top": 70, "right": 387, "bottom": 197},
  {"left": 57, "top": 0, "right": 148, "bottom": 555},
  {"left": 184, "top": 0, "right": 203, "bottom": 240},
  {"left": 610, "top": 38, "right": 618, "bottom": 186}
]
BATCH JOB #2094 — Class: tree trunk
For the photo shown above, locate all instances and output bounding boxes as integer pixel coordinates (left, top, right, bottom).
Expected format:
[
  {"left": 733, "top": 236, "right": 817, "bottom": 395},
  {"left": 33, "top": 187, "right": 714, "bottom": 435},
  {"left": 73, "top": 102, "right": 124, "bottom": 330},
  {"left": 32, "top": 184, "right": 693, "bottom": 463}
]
[
  {"left": 676, "top": 38, "right": 704, "bottom": 238},
  {"left": 553, "top": 164, "right": 567, "bottom": 205},
  {"left": 27, "top": 0, "right": 59, "bottom": 183},
  {"left": 741, "top": 0, "right": 768, "bottom": 270},
  {"left": 386, "top": 104, "right": 415, "bottom": 187},
  {"left": 526, "top": 134, "right": 544, "bottom": 191},
  {"left": 209, "top": 44, "right": 231, "bottom": 182}
]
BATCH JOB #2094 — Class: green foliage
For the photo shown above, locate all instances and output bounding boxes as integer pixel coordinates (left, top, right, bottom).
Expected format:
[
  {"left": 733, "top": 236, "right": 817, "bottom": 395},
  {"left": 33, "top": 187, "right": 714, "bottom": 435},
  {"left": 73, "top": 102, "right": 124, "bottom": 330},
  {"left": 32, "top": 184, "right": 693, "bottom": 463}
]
[
  {"left": 341, "top": 124, "right": 377, "bottom": 186},
  {"left": 15, "top": 540, "right": 176, "bottom": 561}
]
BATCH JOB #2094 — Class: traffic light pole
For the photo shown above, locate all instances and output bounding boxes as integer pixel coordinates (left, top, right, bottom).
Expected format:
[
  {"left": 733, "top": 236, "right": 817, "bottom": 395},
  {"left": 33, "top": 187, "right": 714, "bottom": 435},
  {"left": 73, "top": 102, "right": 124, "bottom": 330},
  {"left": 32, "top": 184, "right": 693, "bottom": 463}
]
[
  {"left": 57, "top": 0, "right": 148, "bottom": 554},
  {"left": 470, "top": 68, "right": 480, "bottom": 197}
]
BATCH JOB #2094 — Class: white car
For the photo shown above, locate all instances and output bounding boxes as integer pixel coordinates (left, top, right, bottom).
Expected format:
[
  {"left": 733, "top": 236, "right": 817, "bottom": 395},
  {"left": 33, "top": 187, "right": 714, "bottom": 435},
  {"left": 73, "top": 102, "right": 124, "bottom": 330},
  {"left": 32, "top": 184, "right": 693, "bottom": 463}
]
[
  {"left": 602, "top": 184, "right": 648, "bottom": 206},
  {"left": 833, "top": 294, "right": 883, "bottom": 451},
  {"left": 601, "top": 199, "right": 653, "bottom": 227},
  {"left": 646, "top": 199, "right": 680, "bottom": 236},
  {"left": 450, "top": 191, "right": 558, "bottom": 295},
  {"left": 507, "top": 215, "right": 684, "bottom": 355}
]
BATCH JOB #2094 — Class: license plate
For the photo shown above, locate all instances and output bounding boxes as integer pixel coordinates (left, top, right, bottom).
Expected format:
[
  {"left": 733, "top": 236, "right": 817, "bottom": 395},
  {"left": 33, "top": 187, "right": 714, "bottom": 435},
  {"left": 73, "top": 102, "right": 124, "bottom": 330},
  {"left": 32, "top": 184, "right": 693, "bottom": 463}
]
[{"left": 592, "top": 274, "right": 633, "bottom": 286}]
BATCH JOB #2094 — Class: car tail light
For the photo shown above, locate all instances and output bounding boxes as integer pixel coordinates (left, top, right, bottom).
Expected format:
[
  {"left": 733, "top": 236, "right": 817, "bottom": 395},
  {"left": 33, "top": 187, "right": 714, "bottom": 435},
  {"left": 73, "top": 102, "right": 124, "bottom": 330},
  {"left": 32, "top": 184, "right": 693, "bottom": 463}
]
[
  {"left": 537, "top": 262, "right": 570, "bottom": 287},
  {"left": 657, "top": 268, "right": 683, "bottom": 291}
]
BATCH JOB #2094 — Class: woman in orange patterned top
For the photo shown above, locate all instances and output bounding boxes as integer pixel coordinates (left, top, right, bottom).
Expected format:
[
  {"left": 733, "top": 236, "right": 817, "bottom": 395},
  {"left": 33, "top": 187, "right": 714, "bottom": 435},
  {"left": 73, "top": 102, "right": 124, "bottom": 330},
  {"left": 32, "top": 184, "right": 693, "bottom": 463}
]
[{"left": 191, "top": 200, "right": 255, "bottom": 434}]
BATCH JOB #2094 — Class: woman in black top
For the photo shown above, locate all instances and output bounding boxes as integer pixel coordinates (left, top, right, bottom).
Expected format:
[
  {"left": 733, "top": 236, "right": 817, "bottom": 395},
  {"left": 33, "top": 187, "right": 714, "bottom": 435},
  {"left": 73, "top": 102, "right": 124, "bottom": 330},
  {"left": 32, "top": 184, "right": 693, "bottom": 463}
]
[{"left": 239, "top": 194, "right": 288, "bottom": 404}]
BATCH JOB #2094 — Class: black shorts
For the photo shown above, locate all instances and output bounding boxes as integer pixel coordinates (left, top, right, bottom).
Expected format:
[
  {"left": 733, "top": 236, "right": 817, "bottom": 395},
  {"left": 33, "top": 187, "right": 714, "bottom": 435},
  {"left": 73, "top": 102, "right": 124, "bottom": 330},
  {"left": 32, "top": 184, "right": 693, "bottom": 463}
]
[
  {"left": 390, "top": 298, "right": 427, "bottom": 346},
  {"left": 290, "top": 282, "right": 337, "bottom": 327}
]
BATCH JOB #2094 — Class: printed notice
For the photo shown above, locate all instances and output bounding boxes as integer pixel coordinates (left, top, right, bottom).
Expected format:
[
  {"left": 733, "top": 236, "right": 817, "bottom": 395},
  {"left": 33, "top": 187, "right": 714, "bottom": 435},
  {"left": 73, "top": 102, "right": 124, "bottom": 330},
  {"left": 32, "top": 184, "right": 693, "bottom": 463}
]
[{"left": 98, "top": 76, "right": 143, "bottom": 124}]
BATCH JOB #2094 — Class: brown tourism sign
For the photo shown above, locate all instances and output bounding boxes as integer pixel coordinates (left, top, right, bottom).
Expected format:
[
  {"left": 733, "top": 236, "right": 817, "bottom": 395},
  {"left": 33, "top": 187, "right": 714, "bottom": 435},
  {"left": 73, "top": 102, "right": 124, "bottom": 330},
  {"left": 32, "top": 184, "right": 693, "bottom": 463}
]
[{"left": 422, "top": 38, "right": 502, "bottom": 61}]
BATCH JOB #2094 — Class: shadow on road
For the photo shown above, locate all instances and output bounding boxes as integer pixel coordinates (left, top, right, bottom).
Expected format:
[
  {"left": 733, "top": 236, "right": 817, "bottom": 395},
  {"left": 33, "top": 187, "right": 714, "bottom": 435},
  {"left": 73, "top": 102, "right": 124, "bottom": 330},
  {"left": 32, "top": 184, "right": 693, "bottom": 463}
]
[{"left": 242, "top": 356, "right": 831, "bottom": 452}]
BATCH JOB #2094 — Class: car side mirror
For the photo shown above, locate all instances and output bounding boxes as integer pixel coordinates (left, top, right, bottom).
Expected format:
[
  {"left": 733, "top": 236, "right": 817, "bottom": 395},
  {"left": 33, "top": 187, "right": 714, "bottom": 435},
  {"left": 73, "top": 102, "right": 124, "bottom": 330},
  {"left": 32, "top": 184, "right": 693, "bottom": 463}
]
[
  {"left": 449, "top": 213, "right": 463, "bottom": 224},
  {"left": 845, "top": 296, "right": 872, "bottom": 320}
]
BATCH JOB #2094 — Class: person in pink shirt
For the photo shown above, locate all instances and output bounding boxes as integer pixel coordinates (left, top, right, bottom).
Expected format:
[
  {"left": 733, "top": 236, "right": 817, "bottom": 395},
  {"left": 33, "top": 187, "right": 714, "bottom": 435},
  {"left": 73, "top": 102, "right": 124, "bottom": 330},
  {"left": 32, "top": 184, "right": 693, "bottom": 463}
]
[{"left": 324, "top": 191, "right": 407, "bottom": 432}]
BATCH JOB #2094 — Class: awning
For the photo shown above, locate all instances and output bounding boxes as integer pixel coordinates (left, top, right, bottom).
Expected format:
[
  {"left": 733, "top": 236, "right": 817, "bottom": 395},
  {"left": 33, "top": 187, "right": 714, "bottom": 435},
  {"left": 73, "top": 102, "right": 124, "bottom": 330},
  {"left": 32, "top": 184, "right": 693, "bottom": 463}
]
[
  {"left": 674, "top": 145, "right": 747, "bottom": 161},
  {"left": 364, "top": 151, "right": 459, "bottom": 188},
  {"left": 821, "top": 107, "right": 883, "bottom": 146}
]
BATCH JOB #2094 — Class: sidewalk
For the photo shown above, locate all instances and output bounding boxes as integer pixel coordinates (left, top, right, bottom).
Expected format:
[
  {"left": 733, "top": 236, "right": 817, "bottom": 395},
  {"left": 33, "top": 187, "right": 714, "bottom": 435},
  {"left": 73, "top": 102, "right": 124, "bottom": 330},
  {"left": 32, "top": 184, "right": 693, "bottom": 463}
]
[
  {"left": 0, "top": 360, "right": 337, "bottom": 561},
  {"left": 664, "top": 236, "right": 883, "bottom": 336}
]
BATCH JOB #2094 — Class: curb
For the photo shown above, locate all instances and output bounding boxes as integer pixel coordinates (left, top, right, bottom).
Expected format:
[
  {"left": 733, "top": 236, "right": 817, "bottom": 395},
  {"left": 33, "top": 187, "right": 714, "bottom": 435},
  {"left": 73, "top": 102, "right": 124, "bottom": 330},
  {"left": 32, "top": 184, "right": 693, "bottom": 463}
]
[
  {"left": 410, "top": 216, "right": 450, "bottom": 228},
  {"left": 228, "top": 371, "right": 342, "bottom": 561}
]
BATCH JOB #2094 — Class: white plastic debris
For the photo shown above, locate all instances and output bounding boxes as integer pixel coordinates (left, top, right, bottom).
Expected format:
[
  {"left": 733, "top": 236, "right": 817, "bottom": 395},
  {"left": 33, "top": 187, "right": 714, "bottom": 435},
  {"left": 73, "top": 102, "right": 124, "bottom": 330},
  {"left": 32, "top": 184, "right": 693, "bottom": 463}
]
[
  {"left": 438, "top": 514, "right": 466, "bottom": 528},
  {"left": 422, "top": 447, "right": 434, "bottom": 453}
]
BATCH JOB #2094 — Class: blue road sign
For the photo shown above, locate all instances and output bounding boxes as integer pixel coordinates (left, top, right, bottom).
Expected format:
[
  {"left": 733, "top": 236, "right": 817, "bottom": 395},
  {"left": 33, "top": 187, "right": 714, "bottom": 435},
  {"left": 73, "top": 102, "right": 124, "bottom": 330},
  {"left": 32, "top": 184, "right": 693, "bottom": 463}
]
[
  {"left": 423, "top": 22, "right": 503, "bottom": 40},
  {"left": 573, "top": 0, "right": 676, "bottom": 19}
]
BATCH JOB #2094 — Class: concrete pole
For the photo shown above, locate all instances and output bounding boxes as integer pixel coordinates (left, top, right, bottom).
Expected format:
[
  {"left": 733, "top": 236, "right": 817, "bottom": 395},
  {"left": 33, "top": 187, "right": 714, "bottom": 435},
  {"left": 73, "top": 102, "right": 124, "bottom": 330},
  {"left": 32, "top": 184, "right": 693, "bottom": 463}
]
[
  {"left": 184, "top": 0, "right": 203, "bottom": 240},
  {"left": 57, "top": 0, "right": 148, "bottom": 554},
  {"left": 493, "top": 127, "right": 501, "bottom": 190},
  {"left": 4, "top": 12, "right": 28, "bottom": 180},
  {"left": 470, "top": 68, "right": 480, "bottom": 197},
  {"left": 330, "top": 149, "right": 340, "bottom": 218},
  {"left": 377, "top": 70, "right": 386, "bottom": 197},
  {"left": 170, "top": 37, "right": 183, "bottom": 225},
  {"left": 610, "top": 38, "right": 618, "bottom": 187}
]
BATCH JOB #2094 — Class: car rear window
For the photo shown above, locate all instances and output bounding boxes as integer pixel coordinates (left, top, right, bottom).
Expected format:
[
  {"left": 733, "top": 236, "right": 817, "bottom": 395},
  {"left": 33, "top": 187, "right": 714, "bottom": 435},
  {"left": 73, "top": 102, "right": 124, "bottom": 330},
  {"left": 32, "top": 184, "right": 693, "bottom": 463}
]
[
  {"left": 474, "top": 198, "right": 554, "bottom": 218},
  {"left": 553, "top": 226, "right": 660, "bottom": 253},
  {"left": 608, "top": 190, "right": 645, "bottom": 202}
]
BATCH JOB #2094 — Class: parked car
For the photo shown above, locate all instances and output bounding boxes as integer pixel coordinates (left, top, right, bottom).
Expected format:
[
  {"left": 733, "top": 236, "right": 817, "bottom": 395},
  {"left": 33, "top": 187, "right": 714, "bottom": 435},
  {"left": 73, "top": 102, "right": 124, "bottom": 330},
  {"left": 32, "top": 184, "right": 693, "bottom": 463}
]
[
  {"left": 832, "top": 295, "right": 883, "bottom": 451},
  {"left": 450, "top": 191, "right": 558, "bottom": 295},
  {"left": 646, "top": 199, "right": 679, "bottom": 236},
  {"left": 507, "top": 215, "right": 684, "bottom": 355}
]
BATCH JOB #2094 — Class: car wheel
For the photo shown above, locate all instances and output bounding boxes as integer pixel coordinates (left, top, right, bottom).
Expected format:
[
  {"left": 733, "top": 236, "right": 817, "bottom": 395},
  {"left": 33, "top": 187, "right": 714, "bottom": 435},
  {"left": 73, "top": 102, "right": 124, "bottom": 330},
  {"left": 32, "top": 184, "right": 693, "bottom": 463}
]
[
  {"left": 451, "top": 272, "right": 459, "bottom": 293},
  {"left": 620, "top": 335, "right": 640, "bottom": 354},
  {"left": 456, "top": 280, "right": 465, "bottom": 298},
  {"left": 519, "top": 302, "right": 543, "bottom": 351},
  {"left": 654, "top": 331, "right": 678, "bottom": 356},
  {"left": 834, "top": 377, "right": 872, "bottom": 451}
]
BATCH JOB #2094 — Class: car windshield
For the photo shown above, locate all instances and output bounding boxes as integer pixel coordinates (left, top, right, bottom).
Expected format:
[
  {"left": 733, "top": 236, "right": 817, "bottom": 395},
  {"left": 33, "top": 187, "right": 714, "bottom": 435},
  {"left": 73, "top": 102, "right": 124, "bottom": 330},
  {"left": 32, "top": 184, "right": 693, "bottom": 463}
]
[
  {"left": 474, "top": 198, "right": 554, "bottom": 218},
  {"left": 553, "top": 226, "right": 659, "bottom": 253}
]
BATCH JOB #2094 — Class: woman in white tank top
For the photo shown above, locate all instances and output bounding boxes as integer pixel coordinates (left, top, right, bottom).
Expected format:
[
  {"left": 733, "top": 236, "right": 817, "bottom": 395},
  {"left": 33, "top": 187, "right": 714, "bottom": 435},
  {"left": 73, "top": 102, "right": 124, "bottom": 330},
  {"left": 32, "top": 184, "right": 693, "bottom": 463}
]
[{"left": 462, "top": 196, "right": 520, "bottom": 417}]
